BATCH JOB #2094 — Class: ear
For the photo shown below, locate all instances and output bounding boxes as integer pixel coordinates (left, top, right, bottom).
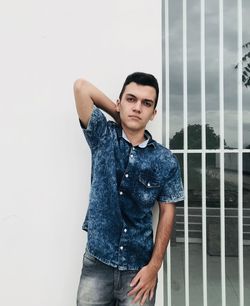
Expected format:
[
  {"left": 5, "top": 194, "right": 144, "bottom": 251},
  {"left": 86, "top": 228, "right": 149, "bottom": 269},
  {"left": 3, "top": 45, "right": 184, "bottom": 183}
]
[
  {"left": 116, "top": 99, "right": 121, "bottom": 112},
  {"left": 150, "top": 109, "right": 157, "bottom": 121}
]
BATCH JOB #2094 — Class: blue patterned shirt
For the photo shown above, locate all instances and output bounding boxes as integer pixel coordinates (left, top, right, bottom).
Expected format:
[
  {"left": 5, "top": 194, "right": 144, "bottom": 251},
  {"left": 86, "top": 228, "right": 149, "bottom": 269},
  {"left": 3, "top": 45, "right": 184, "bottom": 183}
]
[{"left": 80, "top": 107, "right": 184, "bottom": 270}]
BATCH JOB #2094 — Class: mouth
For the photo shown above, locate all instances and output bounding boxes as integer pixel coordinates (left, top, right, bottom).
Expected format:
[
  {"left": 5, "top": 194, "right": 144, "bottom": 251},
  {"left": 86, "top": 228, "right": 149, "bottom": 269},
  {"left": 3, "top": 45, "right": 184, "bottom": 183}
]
[{"left": 128, "top": 115, "right": 141, "bottom": 120}]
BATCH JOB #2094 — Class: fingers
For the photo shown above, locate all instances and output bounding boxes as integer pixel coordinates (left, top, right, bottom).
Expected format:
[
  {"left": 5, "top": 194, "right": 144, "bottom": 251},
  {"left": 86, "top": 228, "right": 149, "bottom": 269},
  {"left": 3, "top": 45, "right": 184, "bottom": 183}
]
[
  {"left": 132, "top": 288, "right": 148, "bottom": 305},
  {"left": 138, "top": 289, "right": 150, "bottom": 305},
  {"left": 149, "top": 288, "right": 155, "bottom": 301},
  {"left": 129, "top": 283, "right": 155, "bottom": 305},
  {"left": 130, "top": 272, "right": 141, "bottom": 287},
  {"left": 132, "top": 288, "right": 154, "bottom": 305},
  {"left": 128, "top": 283, "right": 140, "bottom": 297}
]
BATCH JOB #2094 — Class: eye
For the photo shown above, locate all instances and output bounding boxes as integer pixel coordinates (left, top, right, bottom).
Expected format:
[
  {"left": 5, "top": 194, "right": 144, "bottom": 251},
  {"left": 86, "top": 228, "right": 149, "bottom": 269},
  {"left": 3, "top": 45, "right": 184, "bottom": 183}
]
[
  {"left": 127, "top": 96, "right": 136, "bottom": 102},
  {"left": 143, "top": 100, "right": 153, "bottom": 108}
]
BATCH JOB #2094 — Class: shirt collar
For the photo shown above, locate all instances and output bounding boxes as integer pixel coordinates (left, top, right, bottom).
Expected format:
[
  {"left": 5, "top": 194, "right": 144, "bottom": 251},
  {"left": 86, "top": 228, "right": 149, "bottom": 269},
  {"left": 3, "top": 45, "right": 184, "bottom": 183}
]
[{"left": 120, "top": 128, "right": 155, "bottom": 148}]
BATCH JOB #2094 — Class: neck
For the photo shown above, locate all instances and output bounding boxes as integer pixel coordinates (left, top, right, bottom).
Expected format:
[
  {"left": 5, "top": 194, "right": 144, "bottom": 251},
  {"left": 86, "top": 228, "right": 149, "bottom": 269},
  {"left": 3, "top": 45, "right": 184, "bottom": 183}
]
[{"left": 122, "top": 126, "right": 145, "bottom": 146}]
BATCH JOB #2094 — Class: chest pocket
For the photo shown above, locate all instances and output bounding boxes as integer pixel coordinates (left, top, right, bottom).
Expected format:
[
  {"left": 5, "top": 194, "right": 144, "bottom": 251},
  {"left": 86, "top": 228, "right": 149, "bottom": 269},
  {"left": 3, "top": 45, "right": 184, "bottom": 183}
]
[
  {"left": 139, "top": 175, "right": 160, "bottom": 189},
  {"left": 135, "top": 175, "right": 161, "bottom": 207}
]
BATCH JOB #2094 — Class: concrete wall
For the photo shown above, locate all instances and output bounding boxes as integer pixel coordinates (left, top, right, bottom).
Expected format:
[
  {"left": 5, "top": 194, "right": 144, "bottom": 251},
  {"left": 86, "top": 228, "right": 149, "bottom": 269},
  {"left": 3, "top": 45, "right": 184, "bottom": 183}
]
[{"left": 0, "top": 1, "right": 162, "bottom": 305}]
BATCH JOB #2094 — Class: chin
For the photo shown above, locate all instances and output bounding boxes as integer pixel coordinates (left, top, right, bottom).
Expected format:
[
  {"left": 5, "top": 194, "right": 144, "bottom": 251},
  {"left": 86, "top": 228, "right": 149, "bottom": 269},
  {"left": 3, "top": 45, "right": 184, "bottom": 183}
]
[{"left": 125, "top": 123, "right": 145, "bottom": 132}]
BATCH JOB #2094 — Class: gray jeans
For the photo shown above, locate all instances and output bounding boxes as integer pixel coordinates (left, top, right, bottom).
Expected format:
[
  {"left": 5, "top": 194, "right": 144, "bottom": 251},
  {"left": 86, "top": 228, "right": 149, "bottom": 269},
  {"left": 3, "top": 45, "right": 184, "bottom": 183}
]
[{"left": 77, "top": 249, "right": 156, "bottom": 306}]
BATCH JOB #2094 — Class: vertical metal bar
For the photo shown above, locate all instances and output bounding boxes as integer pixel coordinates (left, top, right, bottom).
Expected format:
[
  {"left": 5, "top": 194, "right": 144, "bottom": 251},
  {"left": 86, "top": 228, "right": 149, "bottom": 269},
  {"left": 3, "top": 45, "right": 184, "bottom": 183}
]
[
  {"left": 162, "top": 0, "right": 170, "bottom": 149},
  {"left": 161, "top": 0, "right": 166, "bottom": 302},
  {"left": 162, "top": 1, "right": 172, "bottom": 306},
  {"left": 237, "top": 1, "right": 244, "bottom": 305},
  {"left": 219, "top": 1, "right": 226, "bottom": 305},
  {"left": 183, "top": 1, "right": 189, "bottom": 306},
  {"left": 162, "top": 0, "right": 167, "bottom": 148},
  {"left": 164, "top": 1, "right": 172, "bottom": 306},
  {"left": 166, "top": 236, "right": 172, "bottom": 306},
  {"left": 200, "top": 0, "right": 208, "bottom": 305}
]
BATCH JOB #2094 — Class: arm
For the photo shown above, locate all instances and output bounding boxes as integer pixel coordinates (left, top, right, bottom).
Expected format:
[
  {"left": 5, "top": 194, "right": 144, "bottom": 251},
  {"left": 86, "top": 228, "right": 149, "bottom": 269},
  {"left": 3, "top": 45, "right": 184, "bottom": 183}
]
[
  {"left": 73, "top": 79, "right": 119, "bottom": 128},
  {"left": 128, "top": 202, "right": 176, "bottom": 305}
]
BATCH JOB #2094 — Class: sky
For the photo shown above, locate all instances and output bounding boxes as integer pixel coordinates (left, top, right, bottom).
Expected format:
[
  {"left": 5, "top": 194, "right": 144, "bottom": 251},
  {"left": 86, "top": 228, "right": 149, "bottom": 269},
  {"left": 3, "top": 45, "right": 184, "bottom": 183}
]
[{"left": 167, "top": 0, "right": 250, "bottom": 149}]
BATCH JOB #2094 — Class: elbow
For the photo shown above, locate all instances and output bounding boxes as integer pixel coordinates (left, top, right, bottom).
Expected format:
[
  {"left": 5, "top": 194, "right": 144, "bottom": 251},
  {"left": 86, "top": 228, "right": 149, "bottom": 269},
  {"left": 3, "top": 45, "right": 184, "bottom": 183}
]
[{"left": 73, "top": 78, "right": 87, "bottom": 94}]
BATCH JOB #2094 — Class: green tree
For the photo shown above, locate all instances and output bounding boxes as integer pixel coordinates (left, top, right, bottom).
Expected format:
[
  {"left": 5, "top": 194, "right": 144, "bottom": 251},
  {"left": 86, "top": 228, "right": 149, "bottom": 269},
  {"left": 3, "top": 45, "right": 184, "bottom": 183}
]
[
  {"left": 170, "top": 124, "right": 222, "bottom": 150},
  {"left": 235, "top": 41, "right": 250, "bottom": 88},
  {"left": 170, "top": 124, "right": 233, "bottom": 208},
  {"left": 170, "top": 124, "right": 224, "bottom": 184}
]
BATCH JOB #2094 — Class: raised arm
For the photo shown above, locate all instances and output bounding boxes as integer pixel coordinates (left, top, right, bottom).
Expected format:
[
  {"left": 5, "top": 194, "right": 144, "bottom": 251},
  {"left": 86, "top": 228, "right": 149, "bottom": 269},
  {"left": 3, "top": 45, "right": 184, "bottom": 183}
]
[
  {"left": 128, "top": 202, "right": 176, "bottom": 305},
  {"left": 73, "top": 79, "right": 119, "bottom": 128}
]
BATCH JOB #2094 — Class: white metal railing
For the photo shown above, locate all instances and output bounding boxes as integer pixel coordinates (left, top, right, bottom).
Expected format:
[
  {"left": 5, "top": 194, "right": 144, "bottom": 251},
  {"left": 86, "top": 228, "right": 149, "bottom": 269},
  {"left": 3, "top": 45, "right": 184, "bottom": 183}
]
[
  {"left": 219, "top": 1, "right": 226, "bottom": 305},
  {"left": 182, "top": 1, "right": 190, "bottom": 306},
  {"left": 175, "top": 207, "right": 250, "bottom": 244},
  {"left": 161, "top": 1, "right": 170, "bottom": 305},
  {"left": 200, "top": 1, "right": 208, "bottom": 305},
  {"left": 237, "top": 1, "right": 244, "bottom": 306},
  {"left": 163, "top": 0, "right": 172, "bottom": 305},
  {"left": 162, "top": 0, "right": 247, "bottom": 306}
]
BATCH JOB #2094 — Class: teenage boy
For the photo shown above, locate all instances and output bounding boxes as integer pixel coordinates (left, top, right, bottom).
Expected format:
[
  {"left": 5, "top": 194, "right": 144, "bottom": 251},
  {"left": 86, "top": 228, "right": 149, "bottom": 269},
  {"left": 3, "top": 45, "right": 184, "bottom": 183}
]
[{"left": 74, "top": 72, "right": 184, "bottom": 306}]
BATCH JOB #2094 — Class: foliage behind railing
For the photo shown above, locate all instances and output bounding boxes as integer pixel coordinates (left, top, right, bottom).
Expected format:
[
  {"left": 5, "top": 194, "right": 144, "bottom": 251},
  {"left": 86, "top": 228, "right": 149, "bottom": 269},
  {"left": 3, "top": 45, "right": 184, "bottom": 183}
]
[{"left": 235, "top": 41, "right": 250, "bottom": 88}]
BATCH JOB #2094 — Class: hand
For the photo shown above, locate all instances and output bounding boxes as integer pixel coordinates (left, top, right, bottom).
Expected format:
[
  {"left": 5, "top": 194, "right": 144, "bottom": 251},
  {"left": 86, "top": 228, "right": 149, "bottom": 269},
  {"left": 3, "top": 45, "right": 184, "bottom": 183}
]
[{"left": 128, "top": 265, "right": 157, "bottom": 305}]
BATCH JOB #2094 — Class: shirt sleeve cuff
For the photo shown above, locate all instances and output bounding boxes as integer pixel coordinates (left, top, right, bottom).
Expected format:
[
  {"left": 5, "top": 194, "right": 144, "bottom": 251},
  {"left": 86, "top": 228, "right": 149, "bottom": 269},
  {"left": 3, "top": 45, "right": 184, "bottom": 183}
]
[{"left": 157, "top": 193, "right": 184, "bottom": 203}]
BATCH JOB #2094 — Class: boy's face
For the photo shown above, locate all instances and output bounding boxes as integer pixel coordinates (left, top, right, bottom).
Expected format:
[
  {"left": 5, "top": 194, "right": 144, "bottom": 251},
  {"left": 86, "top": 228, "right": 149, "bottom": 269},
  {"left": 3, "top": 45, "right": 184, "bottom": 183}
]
[{"left": 116, "top": 82, "right": 157, "bottom": 133}]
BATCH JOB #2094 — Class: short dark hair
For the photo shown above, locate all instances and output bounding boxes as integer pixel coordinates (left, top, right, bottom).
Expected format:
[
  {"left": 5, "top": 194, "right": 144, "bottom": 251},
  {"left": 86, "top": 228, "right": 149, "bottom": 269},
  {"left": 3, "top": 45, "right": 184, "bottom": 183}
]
[{"left": 119, "top": 72, "right": 159, "bottom": 108}]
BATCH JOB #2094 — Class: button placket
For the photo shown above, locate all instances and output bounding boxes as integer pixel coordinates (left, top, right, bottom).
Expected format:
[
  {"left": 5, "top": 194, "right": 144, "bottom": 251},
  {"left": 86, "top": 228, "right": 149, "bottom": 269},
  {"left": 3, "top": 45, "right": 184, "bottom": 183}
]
[
  {"left": 130, "top": 146, "right": 136, "bottom": 159},
  {"left": 118, "top": 223, "right": 128, "bottom": 266},
  {"left": 119, "top": 146, "right": 136, "bottom": 190}
]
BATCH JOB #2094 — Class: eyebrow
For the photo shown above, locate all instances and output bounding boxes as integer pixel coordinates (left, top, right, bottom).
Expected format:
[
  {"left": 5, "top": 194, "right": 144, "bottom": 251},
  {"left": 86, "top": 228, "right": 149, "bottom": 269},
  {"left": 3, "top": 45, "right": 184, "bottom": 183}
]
[
  {"left": 126, "top": 93, "right": 154, "bottom": 104},
  {"left": 125, "top": 93, "right": 137, "bottom": 99}
]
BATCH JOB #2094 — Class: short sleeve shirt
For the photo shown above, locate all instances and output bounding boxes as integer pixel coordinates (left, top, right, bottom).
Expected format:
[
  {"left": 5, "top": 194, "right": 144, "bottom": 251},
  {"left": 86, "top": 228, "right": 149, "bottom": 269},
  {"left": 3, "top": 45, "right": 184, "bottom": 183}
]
[{"left": 80, "top": 107, "right": 184, "bottom": 270}]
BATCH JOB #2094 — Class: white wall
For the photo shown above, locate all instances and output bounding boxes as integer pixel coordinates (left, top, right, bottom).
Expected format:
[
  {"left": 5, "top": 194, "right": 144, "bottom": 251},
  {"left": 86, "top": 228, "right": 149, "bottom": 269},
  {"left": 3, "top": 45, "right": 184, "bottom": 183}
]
[{"left": 0, "top": 1, "right": 162, "bottom": 305}]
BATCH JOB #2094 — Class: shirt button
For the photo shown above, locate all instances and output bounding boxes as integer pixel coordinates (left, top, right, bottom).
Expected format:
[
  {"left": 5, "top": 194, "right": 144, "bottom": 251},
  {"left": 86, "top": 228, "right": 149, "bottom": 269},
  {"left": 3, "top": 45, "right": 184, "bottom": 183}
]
[
  {"left": 120, "top": 246, "right": 124, "bottom": 250},
  {"left": 119, "top": 191, "right": 123, "bottom": 195},
  {"left": 125, "top": 174, "right": 129, "bottom": 178},
  {"left": 124, "top": 228, "right": 127, "bottom": 233},
  {"left": 130, "top": 154, "right": 133, "bottom": 158},
  {"left": 147, "top": 182, "right": 151, "bottom": 187}
]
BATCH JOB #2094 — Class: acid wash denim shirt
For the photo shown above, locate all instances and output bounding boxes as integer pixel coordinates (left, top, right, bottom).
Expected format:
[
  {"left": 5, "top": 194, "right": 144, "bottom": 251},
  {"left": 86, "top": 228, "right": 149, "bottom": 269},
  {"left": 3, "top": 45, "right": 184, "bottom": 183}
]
[{"left": 80, "top": 107, "right": 184, "bottom": 271}]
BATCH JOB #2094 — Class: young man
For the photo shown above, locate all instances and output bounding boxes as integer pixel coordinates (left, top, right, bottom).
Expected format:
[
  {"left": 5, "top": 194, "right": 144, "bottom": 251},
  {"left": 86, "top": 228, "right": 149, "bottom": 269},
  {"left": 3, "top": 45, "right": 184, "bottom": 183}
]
[{"left": 74, "top": 72, "right": 184, "bottom": 306}]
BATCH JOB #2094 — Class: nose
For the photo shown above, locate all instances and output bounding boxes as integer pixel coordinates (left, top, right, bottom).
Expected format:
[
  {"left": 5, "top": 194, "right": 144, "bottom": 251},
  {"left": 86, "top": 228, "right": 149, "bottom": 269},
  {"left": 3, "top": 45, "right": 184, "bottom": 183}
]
[{"left": 132, "top": 101, "right": 142, "bottom": 113}]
